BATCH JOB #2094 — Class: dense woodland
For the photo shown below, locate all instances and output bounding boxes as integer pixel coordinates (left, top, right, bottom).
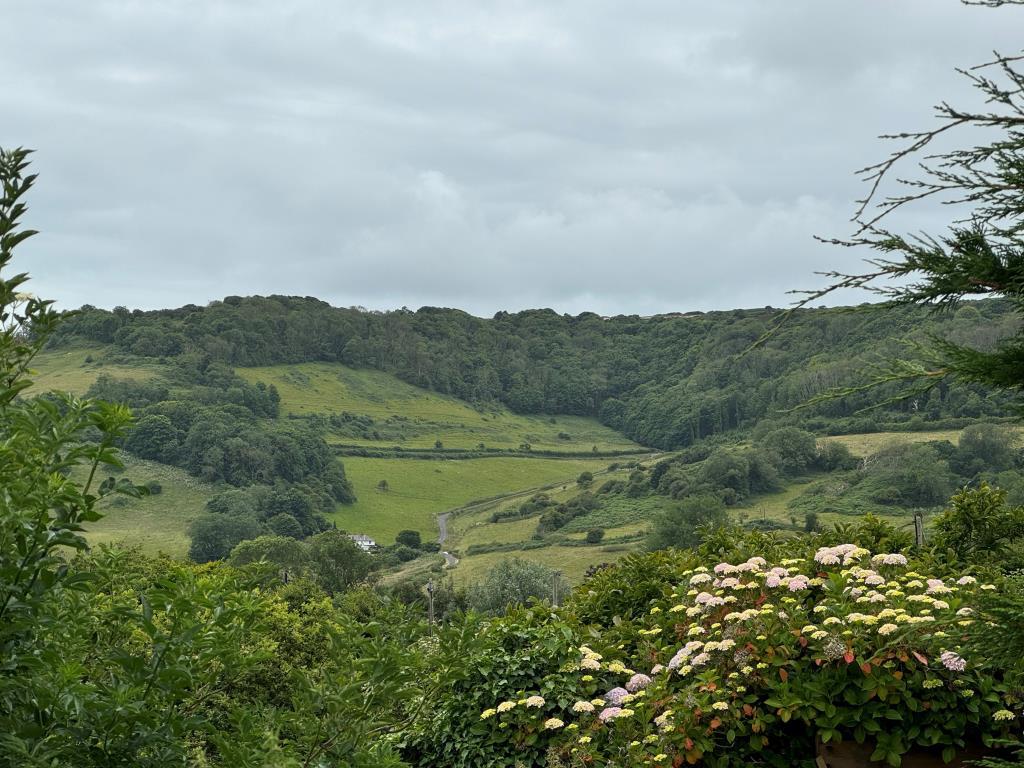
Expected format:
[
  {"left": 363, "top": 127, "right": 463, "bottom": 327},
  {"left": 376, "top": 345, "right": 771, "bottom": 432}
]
[{"left": 53, "top": 296, "right": 1018, "bottom": 448}]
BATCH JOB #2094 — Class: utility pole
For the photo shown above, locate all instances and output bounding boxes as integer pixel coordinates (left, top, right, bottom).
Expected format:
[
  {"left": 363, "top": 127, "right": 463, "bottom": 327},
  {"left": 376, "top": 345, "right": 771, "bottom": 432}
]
[{"left": 552, "top": 571, "right": 562, "bottom": 607}]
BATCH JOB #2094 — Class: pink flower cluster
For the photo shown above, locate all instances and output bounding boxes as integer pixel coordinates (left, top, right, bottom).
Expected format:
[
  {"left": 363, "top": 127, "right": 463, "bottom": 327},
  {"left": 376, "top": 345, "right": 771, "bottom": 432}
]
[
  {"left": 604, "top": 687, "right": 629, "bottom": 706},
  {"left": 814, "top": 544, "right": 866, "bottom": 566},
  {"left": 940, "top": 651, "right": 967, "bottom": 672},
  {"left": 626, "top": 674, "right": 651, "bottom": 692}
]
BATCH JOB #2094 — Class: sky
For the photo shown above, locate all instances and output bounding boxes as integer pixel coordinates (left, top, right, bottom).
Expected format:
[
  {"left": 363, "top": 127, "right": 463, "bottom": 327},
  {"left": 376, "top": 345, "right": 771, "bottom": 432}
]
[{"left": 3, "top": 1, "right": 1020, "bottom": 317}]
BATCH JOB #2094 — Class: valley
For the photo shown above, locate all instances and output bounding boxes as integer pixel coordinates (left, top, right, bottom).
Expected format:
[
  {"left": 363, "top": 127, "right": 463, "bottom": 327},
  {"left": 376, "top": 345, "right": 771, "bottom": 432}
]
[{"left": 30, "top": 301, "right": 1024, "bottom": 590}]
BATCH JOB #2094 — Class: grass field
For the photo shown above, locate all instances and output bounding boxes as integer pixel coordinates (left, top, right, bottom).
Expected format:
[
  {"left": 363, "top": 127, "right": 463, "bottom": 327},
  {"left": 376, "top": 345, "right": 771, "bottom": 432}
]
[
  {"left": 823, "top": 426, "right": 1021, "bottom": 457},
  {"left": 238, "top": 362, "right": 645, "bottom": 452},
  {"left": 328, "top": 455, "right": 621, "bottom": 542},
  {"left": 30, "top": 346, "right": 160, "bottom": 394},
  {"left": 81, "top": 457, "right": 219, "bottom": 558},
  {"left": 440, "top": 469, "right": 662, "bottom": 585}
]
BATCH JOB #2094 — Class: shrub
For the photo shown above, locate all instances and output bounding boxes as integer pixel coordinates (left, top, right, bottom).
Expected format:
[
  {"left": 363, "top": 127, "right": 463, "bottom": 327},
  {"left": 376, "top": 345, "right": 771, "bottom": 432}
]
[
  {"left": 467, "top": 558, "right": 566, "bottom": 616},
  {"left": 391, "top": 545, "right": 419, "bottom": 563},
  {"left": 396, "top": 529, "right": 422, "bottom": 549},
  {"left": 476, "top": 545, "right": 1016, "bottom": 766},
  {"left": 932, "top": 483, "right": 1024, "bottom": 570},
  {"left": 586, "top": 528, "right": 606, "bottom": 544}
]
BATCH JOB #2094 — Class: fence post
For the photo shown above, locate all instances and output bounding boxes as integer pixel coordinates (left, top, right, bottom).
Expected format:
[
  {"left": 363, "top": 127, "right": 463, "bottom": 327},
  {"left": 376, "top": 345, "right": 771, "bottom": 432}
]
[{"left": 913, "top": 511, "right": 925, "bottom": 548}]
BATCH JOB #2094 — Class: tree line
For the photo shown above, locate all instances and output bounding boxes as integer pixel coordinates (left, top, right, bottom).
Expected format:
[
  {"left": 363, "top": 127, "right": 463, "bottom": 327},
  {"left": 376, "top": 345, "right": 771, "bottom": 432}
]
[{"left": 52, "top": 295, "right": 1016, "bottom": 449}]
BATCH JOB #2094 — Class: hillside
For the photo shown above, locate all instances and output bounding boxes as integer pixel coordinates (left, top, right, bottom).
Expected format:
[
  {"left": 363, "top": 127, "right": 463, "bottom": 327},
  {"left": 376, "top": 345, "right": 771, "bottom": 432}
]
[
  {"left": 236, "top": 361, "right": 643, "bottom": 452},
  {"left": 53, "top": 297, "right": 1020, "bottom": 449},
  {"left": 80, "top": 457, "right": 218, "bottom": 558},
  {"left": 30, "top": 344, "right": 651, "bottom": 568}
]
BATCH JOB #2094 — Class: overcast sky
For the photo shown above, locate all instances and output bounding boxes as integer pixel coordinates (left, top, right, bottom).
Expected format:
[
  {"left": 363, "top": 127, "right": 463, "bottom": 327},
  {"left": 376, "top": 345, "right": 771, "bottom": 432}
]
[{"left": 3, "top": 1, "right": 1020, "bottom": 316}]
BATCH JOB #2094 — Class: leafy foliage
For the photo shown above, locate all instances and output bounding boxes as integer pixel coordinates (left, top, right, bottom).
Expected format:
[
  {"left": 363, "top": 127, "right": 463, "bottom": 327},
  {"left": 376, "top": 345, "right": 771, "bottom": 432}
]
[{"left": 466, "top": 557, "right": 567, "bottom": 616}]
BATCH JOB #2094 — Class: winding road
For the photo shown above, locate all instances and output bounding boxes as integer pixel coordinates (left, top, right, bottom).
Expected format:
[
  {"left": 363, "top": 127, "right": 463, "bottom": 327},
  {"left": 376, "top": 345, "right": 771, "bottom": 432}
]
[{"left": 437, "top": 512, "right": 459, "bottom": 567}]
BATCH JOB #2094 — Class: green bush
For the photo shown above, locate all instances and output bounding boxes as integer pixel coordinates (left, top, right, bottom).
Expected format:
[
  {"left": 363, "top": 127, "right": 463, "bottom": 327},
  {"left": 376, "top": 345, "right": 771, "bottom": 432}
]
[{"left": 466, "top": 558, "right": 565, "bottom": 615}]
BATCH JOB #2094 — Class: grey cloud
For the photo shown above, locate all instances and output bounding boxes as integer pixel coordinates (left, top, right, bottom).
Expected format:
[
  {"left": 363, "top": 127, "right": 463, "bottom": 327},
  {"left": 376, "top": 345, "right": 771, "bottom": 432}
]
[{"left": 1, "top": 0, "right": 1020, "bottom": 315}]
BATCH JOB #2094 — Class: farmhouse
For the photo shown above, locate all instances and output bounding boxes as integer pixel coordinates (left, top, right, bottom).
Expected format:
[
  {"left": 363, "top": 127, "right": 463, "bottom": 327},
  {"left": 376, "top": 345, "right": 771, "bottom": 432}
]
[{"left": 348, "top": 534, "right": 376, "bottom": 551}]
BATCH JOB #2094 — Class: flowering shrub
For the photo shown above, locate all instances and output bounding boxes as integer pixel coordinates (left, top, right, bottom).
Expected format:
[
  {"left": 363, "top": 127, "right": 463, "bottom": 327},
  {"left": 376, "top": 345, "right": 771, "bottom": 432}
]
[{"left": 478, "top": 545, "right": 1018, "bottom": 767}]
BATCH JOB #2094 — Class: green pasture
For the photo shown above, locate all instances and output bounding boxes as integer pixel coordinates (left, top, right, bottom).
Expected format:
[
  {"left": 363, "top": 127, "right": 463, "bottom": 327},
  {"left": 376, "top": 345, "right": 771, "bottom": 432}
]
[
  {"left": 822, "top": 427, "right": 1021, "bottom": 458},
  {"left": 237, "top": 362, "right": 645, "bottom": 452},
  {"left": 81, "top": 458, "right": 219, "bottom": 558},
  {"left": 328, "top": 455, "right": 618, "bottom": 543},
  {"left": 451, "top": 541, "right": 634, "bottom": 587},
  {"left": 30, "top": 346, "right": 159, "bottom": 395}
]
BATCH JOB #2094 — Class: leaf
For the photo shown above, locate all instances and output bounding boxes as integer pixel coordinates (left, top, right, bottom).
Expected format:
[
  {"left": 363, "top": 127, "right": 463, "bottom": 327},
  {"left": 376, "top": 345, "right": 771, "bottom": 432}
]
[
  {"left": 912, "top": 651, "right": 928, "bottom": 665},
  {"left": 844, "top": 651, "right": 855, "bottom": 664},
  {"left": 779, "top": 668, "right": 788, "bottom": 682},
  {"left": 860, "top": 662, "right": 873, "bottom": 676}
]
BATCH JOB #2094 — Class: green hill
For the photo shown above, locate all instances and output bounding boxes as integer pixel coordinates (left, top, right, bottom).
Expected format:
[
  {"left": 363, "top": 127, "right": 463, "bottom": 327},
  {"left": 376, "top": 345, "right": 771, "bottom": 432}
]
[
  {"left": 30, "top": 345, "right": 649, "bottom": 564},
  {"left": 237, "top": 361, "right": 643, "bottom": 452}
]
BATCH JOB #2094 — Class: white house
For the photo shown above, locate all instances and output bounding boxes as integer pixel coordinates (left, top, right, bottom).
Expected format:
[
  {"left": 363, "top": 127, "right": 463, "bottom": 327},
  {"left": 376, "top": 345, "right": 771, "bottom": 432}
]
[{"left": 348, "top": 534, "right": 376, "bottom": 551}]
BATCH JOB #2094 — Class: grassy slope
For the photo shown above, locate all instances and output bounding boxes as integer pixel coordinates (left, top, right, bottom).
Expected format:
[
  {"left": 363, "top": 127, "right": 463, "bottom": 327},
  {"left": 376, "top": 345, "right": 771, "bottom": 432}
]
[
  {"left": 237, "top": 362, "right": 644, "bottom": 452},
  {"left": 450, "top": 544, "right": 632, "bottom": 586},
  {"left": 329, "top": 456, "right": 624, "bottom": 542},
  {"left": 30, "top": 346, "right": 159, "bottom": 394},
  {"left": 447, "top": 427, "right": 1020, "bottom": 585},
  {"left": 823, "top": 430, "right": 967, "bottom": 457},
  {"left": 81, "top": 457, "right": 219, "bottom": 558},
  {"left": 431, "top": 470, "right": 665, "bottom": 585},
  {"left": 30, "top": 348, "right": 210, "bottom": 558}
]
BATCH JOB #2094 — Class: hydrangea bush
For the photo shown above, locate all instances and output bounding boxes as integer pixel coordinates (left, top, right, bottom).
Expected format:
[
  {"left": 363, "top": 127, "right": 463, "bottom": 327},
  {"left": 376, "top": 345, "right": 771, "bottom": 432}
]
[{"left": 478, "top": 545, "right": 1018, "bottom": 767}]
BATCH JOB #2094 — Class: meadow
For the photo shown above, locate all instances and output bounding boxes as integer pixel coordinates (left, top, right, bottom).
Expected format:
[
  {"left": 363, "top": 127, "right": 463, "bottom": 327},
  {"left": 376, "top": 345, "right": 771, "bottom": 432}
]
[
  {"left": 237, "top": 361, "right": 645, "bottom": 452},
  {"left": 430, "top": 472, "right": 670, "bottom": 585},
  {"left": 327, "top": 455, "right": 622, "bottom": 542},
  {"left": 80, "top": 457, "right": 219, "bottom": 558},
  {"left": 30, "top": 345, "right": 160, "bottom": 394}
]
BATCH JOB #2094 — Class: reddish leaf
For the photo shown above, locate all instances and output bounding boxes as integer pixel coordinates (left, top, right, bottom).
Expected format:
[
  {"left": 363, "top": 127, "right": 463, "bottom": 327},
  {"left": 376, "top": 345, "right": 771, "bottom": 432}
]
[
  {"left": 893, "top": 671, "right": 903, "bottom": 680},
  {"left": 912, "top": 651, "right": 929, "bottom": 665},
  {"left": 779, "top": 668, "right": 788, "bottom": 682},
  {"left": 860, "top": 662, "right": 873, "bottom": 676},
  {"left": 798, "top": 636, "right": 808, "bottom": 648},
  {"left": 843, "top": 651, "right": 855, "bottom": 664},
  {"left": 709, "top": 718, "right": 722, "bottom": 730},
  {"left": 742, "top": 704, "right": 754, "bottom": 716}
]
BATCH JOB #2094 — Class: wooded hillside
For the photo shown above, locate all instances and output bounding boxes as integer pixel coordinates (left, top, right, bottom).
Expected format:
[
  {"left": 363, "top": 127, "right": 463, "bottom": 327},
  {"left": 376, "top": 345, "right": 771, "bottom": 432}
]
[{"left": 53, "top": 297, "right": 1018, "bottom": 449}]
